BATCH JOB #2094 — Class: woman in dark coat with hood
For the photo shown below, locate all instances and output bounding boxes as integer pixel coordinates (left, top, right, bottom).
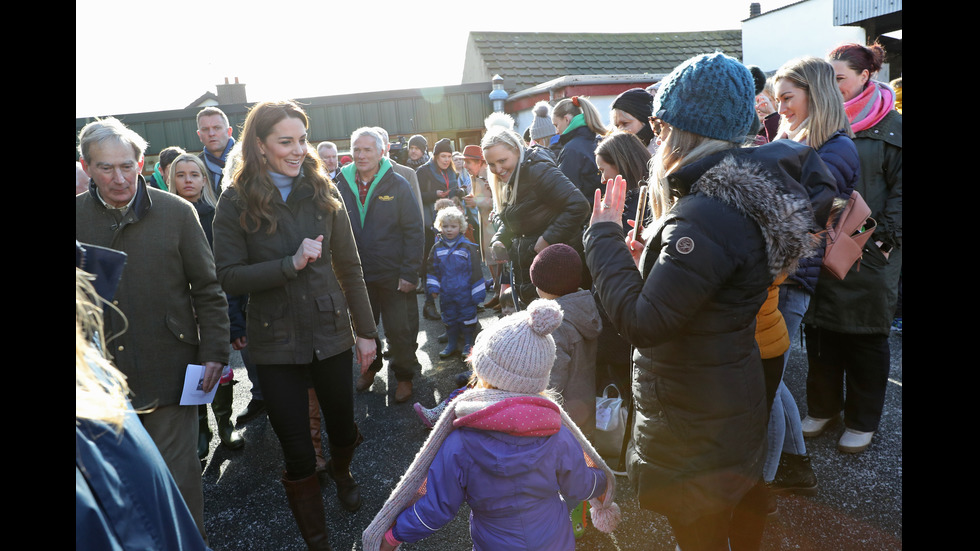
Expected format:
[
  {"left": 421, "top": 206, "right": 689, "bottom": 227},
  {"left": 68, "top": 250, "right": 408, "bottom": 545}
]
[
  {"left": 552, "top": 95, "right": 608, "bottom": 205},
  {"left": 585, "top": 52, "right": 834, "bottom": 550}
]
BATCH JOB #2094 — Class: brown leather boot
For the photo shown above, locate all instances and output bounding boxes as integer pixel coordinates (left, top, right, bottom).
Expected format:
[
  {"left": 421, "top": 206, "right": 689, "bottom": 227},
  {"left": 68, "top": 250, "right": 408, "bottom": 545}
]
[
  {"left": 395, "top": 380, "right": 413, "bottom": 403},
  {"left": 327, "top": 426, "right": 364, "bottom": 512},
  {"left": 309, "top": 389, "right": 327, "bottom": 476},
  {"left": 355, "top": 370, "right": 376, "bottom": 392},
  {"left": 281, "top": 473, "right": 334, "bottom": 551}
]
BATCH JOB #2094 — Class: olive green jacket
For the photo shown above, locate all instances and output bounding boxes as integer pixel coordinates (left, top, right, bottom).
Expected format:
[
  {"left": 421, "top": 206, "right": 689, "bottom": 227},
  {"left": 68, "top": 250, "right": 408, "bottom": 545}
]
[
  {"left": 212, "top": 176, "right": 377, "bottom": 365},
  {"left": 76, "top": 178, "right": 230, "bottom": 409},
  {"left": 806, "top": 109, "right": 902, "bottom": 335}
]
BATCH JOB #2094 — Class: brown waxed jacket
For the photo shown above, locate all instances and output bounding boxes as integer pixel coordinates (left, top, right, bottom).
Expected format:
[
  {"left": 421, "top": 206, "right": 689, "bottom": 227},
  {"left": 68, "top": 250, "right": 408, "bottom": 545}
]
[
  {"left": 76, "top": 178, "right": 230, "bottom": 409},
  {"left": 212, "top": 174, "right": 377, "bottom": 366}
]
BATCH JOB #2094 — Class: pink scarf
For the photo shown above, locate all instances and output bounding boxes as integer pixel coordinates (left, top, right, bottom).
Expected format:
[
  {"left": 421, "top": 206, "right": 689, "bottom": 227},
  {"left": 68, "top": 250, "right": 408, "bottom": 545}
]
[
  {"left": 362, "top": 388, "right": 620, "bottom": 550},
  {"left": 845, "top": 81, "right": 895, "bottom": 133},
  {"left": 454, "top": 395, "right": 561, "bottom": 436}
]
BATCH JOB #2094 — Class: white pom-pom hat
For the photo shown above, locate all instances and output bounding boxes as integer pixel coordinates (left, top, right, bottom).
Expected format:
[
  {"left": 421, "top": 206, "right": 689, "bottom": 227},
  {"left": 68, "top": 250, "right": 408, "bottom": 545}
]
[{"left": 471, "top": 299, "right": 564, "bottom": 394}]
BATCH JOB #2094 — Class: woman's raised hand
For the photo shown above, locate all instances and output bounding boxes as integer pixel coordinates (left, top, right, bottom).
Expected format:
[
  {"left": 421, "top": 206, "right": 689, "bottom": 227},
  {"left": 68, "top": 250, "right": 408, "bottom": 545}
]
[
  {"left": 756, "top": 94, "right": 775, "bottom": 118},
  {"left": 590, "top": 175, "right": 627, "bottom": 227},
  {"left": 292, "top": 235, "right": 324, "bottom": 271}
]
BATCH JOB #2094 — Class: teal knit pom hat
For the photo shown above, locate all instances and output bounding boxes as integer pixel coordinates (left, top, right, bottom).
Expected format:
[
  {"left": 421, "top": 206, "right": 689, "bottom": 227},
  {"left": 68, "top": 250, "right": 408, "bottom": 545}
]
[{"left": 653, "top": 52, "right": 756, "bottom": 143}]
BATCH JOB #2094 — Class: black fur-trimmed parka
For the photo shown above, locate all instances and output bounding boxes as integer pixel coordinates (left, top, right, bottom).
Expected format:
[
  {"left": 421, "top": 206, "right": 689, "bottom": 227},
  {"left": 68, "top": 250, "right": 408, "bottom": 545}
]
[{"left": 584, "top": 140, "right": 833, "bottom": 525}]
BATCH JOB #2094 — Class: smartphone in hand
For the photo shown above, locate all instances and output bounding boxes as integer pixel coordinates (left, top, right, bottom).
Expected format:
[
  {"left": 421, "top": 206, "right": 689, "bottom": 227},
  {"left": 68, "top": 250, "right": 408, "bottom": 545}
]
[{"left": 633, "top": 185, "right": 649, "bottom": 238}]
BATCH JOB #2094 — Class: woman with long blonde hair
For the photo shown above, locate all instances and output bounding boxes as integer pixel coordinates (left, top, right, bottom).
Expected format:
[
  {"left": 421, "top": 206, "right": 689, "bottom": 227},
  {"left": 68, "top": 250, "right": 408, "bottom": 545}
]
[
  {"left": 481, "top": 112, "right": 590, "bottom": 308},
  {"left": 166, "top": 152, "right": 245, "bottom": 457},
  {"left": 761, "top": 55, "right": 861, "bottom": 499},
  {"left": 585, "top": 52, "right": 836, "bottom": 549}
]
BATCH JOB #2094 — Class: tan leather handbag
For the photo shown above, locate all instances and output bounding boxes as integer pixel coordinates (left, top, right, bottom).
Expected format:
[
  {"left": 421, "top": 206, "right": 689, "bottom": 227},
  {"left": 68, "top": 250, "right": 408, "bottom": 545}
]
[{"left": 823, "top": 190, "right": 877, "bottom": 280}]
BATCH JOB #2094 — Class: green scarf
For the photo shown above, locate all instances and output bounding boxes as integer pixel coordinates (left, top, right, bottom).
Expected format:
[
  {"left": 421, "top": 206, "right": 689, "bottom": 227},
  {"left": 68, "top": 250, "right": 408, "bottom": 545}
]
[
  {"left": 561, "top": 113, "right": 588, "bottom": 135},
  {"left": 341, "top": 157, "right": 392, "bottom": 226},
  {"left": 149, "top": 163, "right": 168, "bottom": 191}
]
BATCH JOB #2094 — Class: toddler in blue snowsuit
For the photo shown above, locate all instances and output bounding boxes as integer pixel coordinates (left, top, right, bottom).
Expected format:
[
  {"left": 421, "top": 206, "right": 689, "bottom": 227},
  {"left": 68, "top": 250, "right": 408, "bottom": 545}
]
[{"left": 426, "top": 206, "right": 486, "bottom": 358}]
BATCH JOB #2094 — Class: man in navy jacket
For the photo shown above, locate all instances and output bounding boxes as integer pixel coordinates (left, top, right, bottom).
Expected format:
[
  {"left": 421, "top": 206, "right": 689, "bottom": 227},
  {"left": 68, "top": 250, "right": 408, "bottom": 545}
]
[{"left": 336, "top": 127, "right": 425, "bottom": 403}]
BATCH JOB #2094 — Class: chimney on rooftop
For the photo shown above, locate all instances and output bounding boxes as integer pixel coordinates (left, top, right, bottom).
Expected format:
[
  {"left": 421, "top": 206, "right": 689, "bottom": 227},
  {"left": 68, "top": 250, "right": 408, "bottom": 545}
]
[
  {"left": 216, "top": 76, "right": 247, "bottom": 105},
  {"left": 749, "top": 3, "right": 761, "bottom": 17}
]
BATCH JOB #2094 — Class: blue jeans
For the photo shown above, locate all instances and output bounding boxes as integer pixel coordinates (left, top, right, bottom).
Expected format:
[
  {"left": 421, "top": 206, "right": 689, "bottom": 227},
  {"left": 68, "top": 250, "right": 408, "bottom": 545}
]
[{"left": 764, "top": 284, "right": 809, "bottom": 482}]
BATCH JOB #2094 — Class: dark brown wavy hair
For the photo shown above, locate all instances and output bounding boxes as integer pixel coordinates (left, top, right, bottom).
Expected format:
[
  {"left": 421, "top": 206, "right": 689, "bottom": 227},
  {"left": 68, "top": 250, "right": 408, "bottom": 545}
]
[
  {"left": 232, "top": 100, "right": 341, "bottom": 234},
  {"left": 595, "top": 131, "right": 651, "bottom": 191}
]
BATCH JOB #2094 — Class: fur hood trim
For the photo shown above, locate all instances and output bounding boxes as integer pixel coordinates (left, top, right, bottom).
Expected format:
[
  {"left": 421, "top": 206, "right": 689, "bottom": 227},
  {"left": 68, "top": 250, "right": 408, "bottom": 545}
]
[{"left": 693, "top": 156, "right": 817, "bottom": 278}]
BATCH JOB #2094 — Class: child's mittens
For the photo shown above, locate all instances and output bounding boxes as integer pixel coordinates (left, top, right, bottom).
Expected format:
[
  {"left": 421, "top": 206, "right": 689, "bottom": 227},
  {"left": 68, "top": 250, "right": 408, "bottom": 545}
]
[{"left": 588, "top": 497, "right": 621, "bottom": 533}]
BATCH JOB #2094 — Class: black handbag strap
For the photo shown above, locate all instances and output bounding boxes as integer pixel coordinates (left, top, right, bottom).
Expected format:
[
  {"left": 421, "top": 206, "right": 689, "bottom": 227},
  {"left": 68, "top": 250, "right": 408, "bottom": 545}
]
[{"left": 615, "top": 348, "right": 636, "bottom": 473}]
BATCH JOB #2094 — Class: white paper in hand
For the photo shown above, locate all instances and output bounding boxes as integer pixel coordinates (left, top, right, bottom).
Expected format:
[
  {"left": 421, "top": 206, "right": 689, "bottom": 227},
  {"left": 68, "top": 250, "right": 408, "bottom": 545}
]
[{"left": 179, "top": 363, "right": 220, "bottom": 405}]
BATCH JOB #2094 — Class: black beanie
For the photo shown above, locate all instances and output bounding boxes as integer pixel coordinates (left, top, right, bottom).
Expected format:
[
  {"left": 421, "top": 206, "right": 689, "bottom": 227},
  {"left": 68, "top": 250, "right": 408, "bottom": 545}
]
[
  {"left": 409, "top": 134, "right": 428, "bottom": 151},
  {"left": 612, "top": 88, "right": 654, "bottom": 123},
  {"left": 433, "top": 138, "right": 453, "bottom": 156}
]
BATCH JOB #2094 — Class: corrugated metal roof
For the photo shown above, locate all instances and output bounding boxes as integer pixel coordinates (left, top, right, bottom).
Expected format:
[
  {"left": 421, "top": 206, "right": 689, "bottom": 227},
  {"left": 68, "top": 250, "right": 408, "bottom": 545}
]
[
  {"left": 466, "top": 31, "right": 743, "bottom": 92},
  {"left": 834, "top": 0, "right": 902, "bottom": 26},
  {"left": 75, "top": 83, "right": 493, "bottom": 157}
]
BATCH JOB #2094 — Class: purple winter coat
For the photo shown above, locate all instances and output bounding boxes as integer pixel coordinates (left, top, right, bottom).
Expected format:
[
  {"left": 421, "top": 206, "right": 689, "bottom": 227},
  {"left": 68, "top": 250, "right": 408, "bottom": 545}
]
[{"left": 392, "top": 425, "right": 607, "bottom": 550}]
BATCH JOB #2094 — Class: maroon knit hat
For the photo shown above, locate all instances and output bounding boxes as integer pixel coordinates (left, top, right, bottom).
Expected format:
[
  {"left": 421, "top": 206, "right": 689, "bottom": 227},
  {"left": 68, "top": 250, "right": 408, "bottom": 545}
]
[{"left": 530, "top": 243, "right": 582, "bottom": 296}]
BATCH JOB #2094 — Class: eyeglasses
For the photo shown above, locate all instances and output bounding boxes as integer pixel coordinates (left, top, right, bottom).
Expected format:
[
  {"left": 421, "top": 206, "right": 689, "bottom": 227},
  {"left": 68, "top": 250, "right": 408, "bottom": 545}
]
[{"left": 647, "top": 116, "right": 669, "bottom": 138}]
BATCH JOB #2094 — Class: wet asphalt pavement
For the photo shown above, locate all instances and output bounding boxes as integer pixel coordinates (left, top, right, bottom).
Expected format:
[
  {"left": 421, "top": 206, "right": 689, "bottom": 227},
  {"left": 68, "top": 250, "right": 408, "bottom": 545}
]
[{"left": 201, "top": 294, "right": 902, "bottom": 550}]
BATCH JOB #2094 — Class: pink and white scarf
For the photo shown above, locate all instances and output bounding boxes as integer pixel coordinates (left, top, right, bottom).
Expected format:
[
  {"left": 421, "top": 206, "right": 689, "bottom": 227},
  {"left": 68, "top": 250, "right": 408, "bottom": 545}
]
[
  {"left": 845, "top": 80, "right": 895, "bottom": 133},
  {"left": 362, "top": 387, "right": 621, "bottom": 550}
]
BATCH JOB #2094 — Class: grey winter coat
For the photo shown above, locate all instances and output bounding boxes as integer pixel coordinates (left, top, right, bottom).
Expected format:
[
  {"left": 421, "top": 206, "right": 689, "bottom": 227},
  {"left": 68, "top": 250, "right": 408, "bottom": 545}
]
[
  {"left": 584, "top": 144, "right": 818, "bottom": 524},
  {"left": 548, "top": 290, "right": 602, "bottom": 437}
]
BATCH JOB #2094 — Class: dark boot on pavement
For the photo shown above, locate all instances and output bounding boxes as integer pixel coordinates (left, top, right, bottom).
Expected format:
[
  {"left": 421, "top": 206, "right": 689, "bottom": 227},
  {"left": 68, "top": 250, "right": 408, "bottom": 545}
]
[
  {"left": 454, "top": 370, "right": 473, "bottom": 388},
  {"left": 771, "top": 452, "right": 818, "bottom": 495},
  {"left": 198, "top": 404, "right": 211, "bottom": 460},
  {"left": 423, "top": 297, "right": 440, "bottom": 320},
  {"left": 461, "top": 324, "right": 476, "bottom": 357},
  {"left": 327, "top": 425, "right": 365, "bottom": 512},
  {"left": 281, "top": 473, "right": 334, "bottom": 551},
  {"left": 236, "top": 397, "right": 266, "bottom": 425},
  {"left": 213, "top": 382, "right": 244, "bottom": 450}
]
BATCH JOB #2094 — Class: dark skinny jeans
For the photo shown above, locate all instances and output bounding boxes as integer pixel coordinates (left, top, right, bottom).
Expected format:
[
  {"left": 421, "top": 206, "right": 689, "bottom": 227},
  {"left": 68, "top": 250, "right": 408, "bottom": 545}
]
[{"left": 257, "top": 350, "right": 357, "bottom": 480}]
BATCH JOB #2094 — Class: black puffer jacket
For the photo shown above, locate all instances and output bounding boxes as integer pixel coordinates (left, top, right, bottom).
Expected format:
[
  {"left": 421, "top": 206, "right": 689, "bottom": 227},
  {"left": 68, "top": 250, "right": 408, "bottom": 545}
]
[
  {"left": 492, "top": 146, "right": 590, "bottom": 305},
  {"left": 584, "top": 143, "right": 821, "bottom": 524},
  {"left": 556, "top": 125, "right": 602, "bottom": 203}
]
